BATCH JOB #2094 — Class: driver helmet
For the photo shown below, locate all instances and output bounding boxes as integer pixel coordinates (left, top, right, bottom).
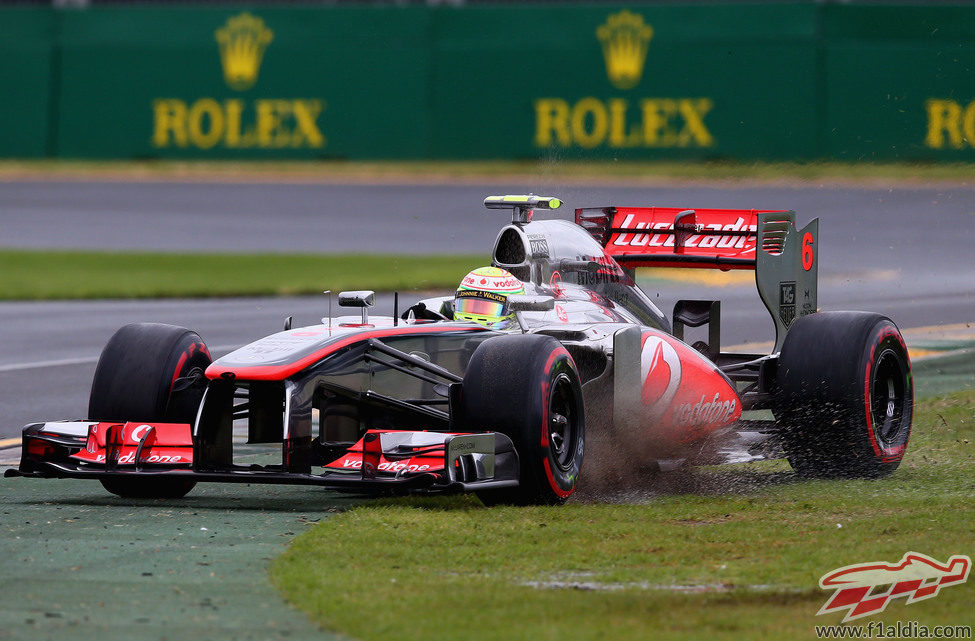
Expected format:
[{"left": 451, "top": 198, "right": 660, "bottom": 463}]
[{"left": 454, "top": 267, "right": 525, "bottom": 326}]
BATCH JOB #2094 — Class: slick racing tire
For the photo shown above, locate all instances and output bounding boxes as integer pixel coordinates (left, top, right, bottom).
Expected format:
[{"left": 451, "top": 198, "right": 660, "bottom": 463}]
[
  {"left": 89, "top": 323, "right": 211, "bottom": 499},
  {"left": 776, "top": 312, "right": 913, "bottom": 478},
  {"left": 462, "top": 334, "right": 584, "bottom": 505}
]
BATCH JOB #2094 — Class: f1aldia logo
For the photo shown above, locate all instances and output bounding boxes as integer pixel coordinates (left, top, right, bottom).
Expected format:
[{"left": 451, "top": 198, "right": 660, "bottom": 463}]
[{"left": 818, "top": 552, "right": 970, "bottom": 623}]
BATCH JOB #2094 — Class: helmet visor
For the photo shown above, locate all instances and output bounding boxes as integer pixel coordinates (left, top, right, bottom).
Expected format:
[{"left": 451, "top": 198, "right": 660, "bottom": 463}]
[{"left": 454, "top": 296, "right": 506, "bottom": 318}]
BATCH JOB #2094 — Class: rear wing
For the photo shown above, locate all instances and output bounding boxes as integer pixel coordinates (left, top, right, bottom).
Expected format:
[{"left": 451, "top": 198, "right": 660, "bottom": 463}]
[{"left": 576, "top": 206, "right": 819, "bottom": 351}]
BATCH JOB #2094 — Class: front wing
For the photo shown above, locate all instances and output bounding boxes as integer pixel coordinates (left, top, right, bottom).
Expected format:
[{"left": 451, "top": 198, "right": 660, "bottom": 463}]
[{"left": 4, "top": 421, "right": 520, "bottom": 495}]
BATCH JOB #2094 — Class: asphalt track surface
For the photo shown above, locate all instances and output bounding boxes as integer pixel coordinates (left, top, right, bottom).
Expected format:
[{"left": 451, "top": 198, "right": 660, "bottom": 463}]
[
  {"left": 1, "top": 179, "right": 973, "bottom": 439},
  {"left": 2, "top": 179, "right": 973, "bottom": 319},
  {"left": 1, "top": 179, "right": 974, "bottom": 641}
]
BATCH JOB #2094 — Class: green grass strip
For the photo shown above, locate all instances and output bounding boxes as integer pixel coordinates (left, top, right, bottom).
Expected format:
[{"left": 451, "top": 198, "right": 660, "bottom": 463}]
[
  {"left": 271, "top": 389, "right": 975, "bottom": 640},
  {"left": 0, "top": 250, "right": 481, "bottom": 300},
  {"left": 3, "top": 159, "right": 975, "bottom": 182}
]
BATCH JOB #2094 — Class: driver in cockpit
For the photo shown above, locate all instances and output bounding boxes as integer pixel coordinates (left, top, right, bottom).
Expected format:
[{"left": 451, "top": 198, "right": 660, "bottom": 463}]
[
  {"left": 403, "top": 266, "right": 525, "bottom": 327},
  {"left": 451, "top": 267, "right": 525, "bottom": 326}
]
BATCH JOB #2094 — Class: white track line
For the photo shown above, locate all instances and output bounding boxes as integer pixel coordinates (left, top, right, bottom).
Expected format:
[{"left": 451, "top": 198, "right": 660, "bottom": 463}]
[
  {"left": 0, "top": 356, "right": 98, "bottom": 373},
  {"left": 0, "top": 344, "right": 241, "bottom": 373}
]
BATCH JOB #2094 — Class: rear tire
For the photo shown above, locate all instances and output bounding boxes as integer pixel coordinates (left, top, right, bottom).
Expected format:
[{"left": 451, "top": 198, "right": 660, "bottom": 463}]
[
  {"left": 89, "top": 323, "right": 211, "bottom": 499},
  {"left": 461, "top": 334, "right": 584, "bottom": 505},
  {"left": 776, "top": 312, "right": 913, "bottom": 478}
]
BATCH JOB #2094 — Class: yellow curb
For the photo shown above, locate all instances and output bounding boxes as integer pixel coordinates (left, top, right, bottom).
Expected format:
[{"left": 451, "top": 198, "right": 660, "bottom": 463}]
[
  {"left": 639, "top": 267, "right": 754, "bottom": 286},
  {"left": 900, "top": 322, "right": 975, "bottom": 343},
  {"left": 724, "top": 323, "right": 975, "bottom": 356},
  {"left": 724, "top": 341, "right": 775, "bottom": 353}
]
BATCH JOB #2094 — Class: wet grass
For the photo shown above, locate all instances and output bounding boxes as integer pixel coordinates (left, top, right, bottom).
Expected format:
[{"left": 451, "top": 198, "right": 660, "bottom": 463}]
[
  {"left": 0, "top": 250, "right": 480, "bottom": 299},
  {"left": 270, "top": 389, "right": 975, "bottom": 640}
]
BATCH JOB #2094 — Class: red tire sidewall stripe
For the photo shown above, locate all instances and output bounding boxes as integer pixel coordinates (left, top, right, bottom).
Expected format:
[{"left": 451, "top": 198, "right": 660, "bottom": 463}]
[
  {"left": 544, "top": 459, "right": 574, "bottom": 498},
  {"left": 864, "top": 325, "right": 908, "bottom": 463},
  {"left": 169, "top": 351, "right": 190, "bottom": 395},
  {"left": 540, "top": 346, "right": 576, "bottom": 496},
  {"left": 169, "top": 341, "right": 208, "bottom": 395}
]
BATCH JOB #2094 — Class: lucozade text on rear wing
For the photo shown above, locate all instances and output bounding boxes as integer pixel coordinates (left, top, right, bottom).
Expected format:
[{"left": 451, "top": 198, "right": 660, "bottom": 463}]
[{"left": 575, "top": 206, "right": 819, "bottom": 352}]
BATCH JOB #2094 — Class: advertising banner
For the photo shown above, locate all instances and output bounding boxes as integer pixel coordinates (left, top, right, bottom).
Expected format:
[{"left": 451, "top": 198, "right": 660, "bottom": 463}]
[{"left": 1, "top": 3, "right": 973, "bottom": 161}]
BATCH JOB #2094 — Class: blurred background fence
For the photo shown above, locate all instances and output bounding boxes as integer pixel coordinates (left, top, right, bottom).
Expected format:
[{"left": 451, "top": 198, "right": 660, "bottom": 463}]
[{"left": 2, "top": 1, "right": 974, "bottom": 161}]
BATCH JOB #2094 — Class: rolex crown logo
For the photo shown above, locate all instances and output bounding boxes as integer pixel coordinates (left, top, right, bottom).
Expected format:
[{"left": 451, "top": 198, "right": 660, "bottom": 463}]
[
  {"left": 215, "top": 12, "right": 274, "bottom": 91},
  {"left": 596, "top": 10, "right": 653, "bottom": 90}
]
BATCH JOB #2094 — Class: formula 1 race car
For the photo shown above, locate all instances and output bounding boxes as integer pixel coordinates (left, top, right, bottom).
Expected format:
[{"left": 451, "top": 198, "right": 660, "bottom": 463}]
[{"left": 6, "top": 195, "right": 914, "bottom": 505}]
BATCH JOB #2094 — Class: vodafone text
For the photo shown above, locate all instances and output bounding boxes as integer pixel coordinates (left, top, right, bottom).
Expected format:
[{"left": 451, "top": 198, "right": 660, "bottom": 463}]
[
  {"left": 92, "top": 453, "right": 188, "bottom": 464},
  {"left": 340, "top": 460, "right": 431, "bottom": 473},
  {"left": 674, "top": 393, "right": 737, "bottom": 427}
]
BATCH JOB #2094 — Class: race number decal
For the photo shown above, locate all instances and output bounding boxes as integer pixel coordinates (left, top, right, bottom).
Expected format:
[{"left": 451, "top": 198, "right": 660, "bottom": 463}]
[{"left": 802, "top": 232, "right": 815, "bottom": 271}]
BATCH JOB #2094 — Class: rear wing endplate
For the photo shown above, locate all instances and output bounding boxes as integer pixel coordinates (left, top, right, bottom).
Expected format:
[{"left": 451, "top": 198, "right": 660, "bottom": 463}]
[{"left": 576, "top": 206, "right": 818, "bottom": 351}]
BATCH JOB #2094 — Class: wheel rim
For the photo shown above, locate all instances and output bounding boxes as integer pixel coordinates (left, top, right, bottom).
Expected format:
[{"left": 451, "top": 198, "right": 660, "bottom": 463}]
[
  {"left": 548, "top": 373, "right": 580, "bottom": 471},
  {"left": 870, "top": 347, "right": 907, "bottom": 445}
]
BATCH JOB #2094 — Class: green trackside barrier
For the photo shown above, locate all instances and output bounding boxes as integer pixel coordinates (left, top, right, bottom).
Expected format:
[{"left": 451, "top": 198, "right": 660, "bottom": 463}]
[
  {"left": 1, "top": 3, "right": 974, "bottom": 161},
  {"left": 0, "top": 9, "right": 56, "bottom": 157},
  {"left": 822, "top": 4, "right": 975, "bottom": 160}
]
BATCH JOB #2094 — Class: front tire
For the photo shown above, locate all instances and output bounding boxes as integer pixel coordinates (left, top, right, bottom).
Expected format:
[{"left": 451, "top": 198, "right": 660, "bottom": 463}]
[
  {"left": 461, "top": 334, "right": 585, "bottom": 505},
  {"left": 776, "top": 312, "right": 913, "bottom": 478},
  {"left": 89, "top": 323, "right": 211, "bottom": 499}
]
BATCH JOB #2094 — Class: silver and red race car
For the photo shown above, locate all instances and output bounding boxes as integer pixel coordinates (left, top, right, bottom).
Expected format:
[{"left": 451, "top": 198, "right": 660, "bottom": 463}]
[{"left": 6, "top": 195, "right": 913, "bottom": 504}]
